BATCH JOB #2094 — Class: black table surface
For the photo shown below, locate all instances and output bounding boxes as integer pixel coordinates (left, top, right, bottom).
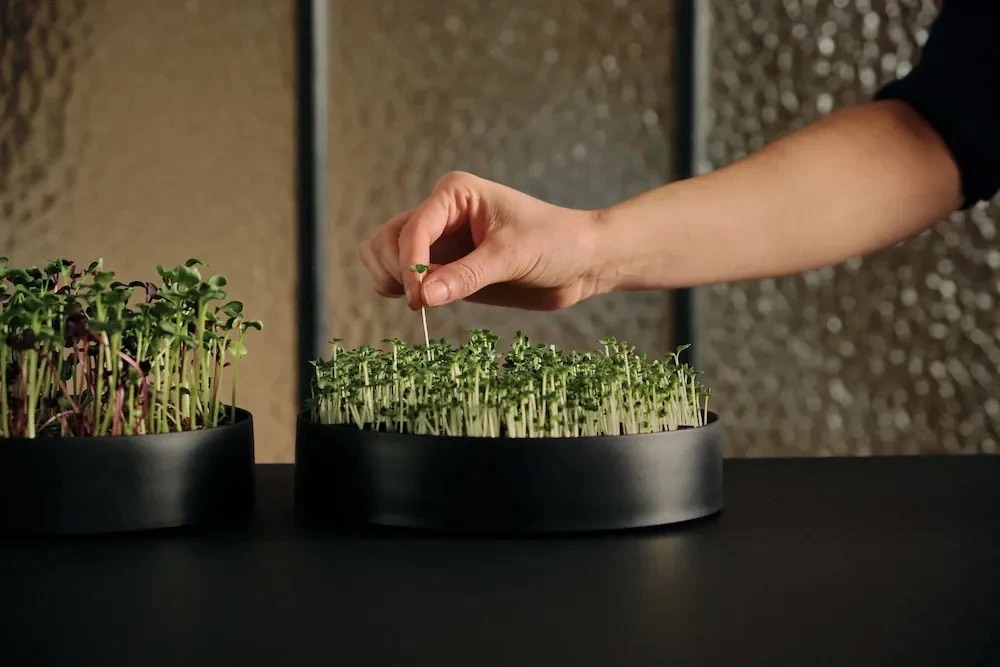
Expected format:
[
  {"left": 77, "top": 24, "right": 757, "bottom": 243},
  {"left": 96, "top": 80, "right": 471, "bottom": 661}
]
[{"left": 3, "top": 456, "right": 999, "bottom": 667}]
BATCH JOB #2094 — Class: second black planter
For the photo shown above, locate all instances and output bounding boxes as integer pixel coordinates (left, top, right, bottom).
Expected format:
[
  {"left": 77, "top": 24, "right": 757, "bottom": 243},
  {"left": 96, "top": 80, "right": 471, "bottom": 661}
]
[
  {"left": 0, "top": 408, "right": 256, "bottom": 536},
  {"left": 295, "top": 412, "right": 723, "bottom": 532}
]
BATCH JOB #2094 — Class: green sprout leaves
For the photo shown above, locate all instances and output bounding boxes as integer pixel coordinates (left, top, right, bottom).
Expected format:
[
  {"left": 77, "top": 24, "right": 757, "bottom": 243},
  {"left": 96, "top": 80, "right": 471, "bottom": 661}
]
[
  {"left": 0, "top": 258, "right": 261, "bottom": 439},
  {"left": 408, "top": 264, "right": 429, "bottom": 273},
  {"left": 227, "top": 341, "right": 248, "bottom": 358},
  {"left": 307, "top": 331, "right": 710, "bottom": 438}
]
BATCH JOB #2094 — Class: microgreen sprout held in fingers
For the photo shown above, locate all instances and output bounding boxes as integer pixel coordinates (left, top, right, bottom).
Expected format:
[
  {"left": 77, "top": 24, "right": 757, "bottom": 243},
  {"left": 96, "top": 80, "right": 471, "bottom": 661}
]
[
  {"left": 307, "top": 331, "right": 710, "bottom": 437},
  {"left": 0, "top": 257, "right": 261, "bottom": 438},
  {"left": 408, "top": 264, "right": 431, "bottom": 350}
]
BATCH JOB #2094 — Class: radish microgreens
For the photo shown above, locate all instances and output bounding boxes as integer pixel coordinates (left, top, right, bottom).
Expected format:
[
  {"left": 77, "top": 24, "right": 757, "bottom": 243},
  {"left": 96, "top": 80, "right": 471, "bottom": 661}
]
[
  {"left": 307, "top": 330, "right": 710, "bottom": 438},
  {"left": 0, "top": 257, "right": 261, "bottom": 438}
]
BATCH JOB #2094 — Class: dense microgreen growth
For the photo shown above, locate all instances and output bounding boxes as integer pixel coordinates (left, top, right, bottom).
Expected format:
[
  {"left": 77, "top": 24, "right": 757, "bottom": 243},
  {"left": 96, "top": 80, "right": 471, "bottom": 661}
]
[
  {"left": 307, "top": 330, "right": 710, "bottom": 438},
  {"left": 0, "top": 257, "right": 261, "bottom": 438}
]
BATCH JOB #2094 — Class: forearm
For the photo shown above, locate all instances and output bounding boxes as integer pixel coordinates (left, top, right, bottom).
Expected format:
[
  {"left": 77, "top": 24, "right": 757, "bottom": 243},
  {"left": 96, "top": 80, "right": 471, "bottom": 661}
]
[{"left": 593, "top": 100, "right": 962, "bottom": 292}]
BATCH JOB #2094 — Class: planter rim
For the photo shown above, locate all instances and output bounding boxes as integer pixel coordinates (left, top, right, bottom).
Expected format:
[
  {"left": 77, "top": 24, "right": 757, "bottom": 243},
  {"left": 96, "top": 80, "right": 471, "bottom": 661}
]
[
  {"left": 0, "top": 405, "right": 256, "bottom": 536},
  {"left": 0, "top": 406, "right": 253, "bottom": 446},
  {"left": 295, "top": 409, "right": 720, "bottom": 444}
]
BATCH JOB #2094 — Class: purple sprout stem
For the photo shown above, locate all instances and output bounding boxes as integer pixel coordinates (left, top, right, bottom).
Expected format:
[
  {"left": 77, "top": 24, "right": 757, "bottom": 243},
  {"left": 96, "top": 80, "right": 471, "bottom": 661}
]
[{"left": 112, "top": 385, "right": 124, "bottom": 436}]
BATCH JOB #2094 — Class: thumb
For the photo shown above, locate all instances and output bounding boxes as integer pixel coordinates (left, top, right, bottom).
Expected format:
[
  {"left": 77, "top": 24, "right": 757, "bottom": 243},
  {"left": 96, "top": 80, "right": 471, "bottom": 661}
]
[{"left": 420, "top": 245, "right": 508, "bottom": 306}]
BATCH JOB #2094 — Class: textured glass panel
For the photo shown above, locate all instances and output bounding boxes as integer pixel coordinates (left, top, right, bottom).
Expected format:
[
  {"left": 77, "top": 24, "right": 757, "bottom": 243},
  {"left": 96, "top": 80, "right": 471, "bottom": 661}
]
[
  {"left": 0, "top": 0, "right": 297, "bottom": 461},
  {"left": 698, "top": 0, "right": 1000, "bottom": 457},
  {"left": 326, "top": 0, "right": 676, "bottom": 356}
]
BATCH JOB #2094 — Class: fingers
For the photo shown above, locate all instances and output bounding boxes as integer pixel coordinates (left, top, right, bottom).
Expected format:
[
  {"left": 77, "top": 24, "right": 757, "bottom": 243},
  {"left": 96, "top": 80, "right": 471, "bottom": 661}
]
[
  {"left": 419, "top": 244, "right": 509, "bottom": 307},
  {"left": 359, "top": 239, "right": 403, "bottom": 298},
  {"left": 367, "top": 171, "right": 514, "bottom": 308},
  {"left": 399, "top": 171, "right": 482, "bottom": 308},
  {"left": 358, "top": 208, "right": 413, "bottom": 298}
]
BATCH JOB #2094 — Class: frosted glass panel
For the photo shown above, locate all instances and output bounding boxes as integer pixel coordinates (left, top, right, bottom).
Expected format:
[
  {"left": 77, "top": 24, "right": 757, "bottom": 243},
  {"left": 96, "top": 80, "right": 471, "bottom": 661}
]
[{"left": 697, "top": 0, "right": 1000, "bottom": 457}]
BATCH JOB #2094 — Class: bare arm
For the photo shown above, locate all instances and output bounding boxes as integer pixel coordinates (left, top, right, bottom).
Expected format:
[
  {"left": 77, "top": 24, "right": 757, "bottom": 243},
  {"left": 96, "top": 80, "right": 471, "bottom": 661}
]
[
  {"left": 593, "top": 100, "right": 962, "bottom": 294},
  {"left": 365, "top": 3, "right": 998, "bottom": 311}
]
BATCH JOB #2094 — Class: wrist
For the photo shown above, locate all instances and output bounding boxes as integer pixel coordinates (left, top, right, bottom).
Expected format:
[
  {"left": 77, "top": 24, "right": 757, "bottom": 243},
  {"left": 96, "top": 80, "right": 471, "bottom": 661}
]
[
  {"left": 585, "top": 179, "right": 706, "bottom": 294},
  {"left": 583, "top": 207, "right": 616, "bottom": 296},
  {"left": 574, "top": 206, "right": 623, "bottom": 300},
  {"left": 586, "top": 194, "right": 673, "bottom": 296}
]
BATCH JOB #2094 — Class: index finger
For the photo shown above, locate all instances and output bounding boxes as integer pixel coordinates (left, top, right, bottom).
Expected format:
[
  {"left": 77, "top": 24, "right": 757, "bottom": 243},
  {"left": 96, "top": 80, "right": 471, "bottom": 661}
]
[
  {"left": 398, "top": 190, "right": 469, "bottom": 308},
  {"left": 397, "top": 201, "right": 440, "bottom": 309}
]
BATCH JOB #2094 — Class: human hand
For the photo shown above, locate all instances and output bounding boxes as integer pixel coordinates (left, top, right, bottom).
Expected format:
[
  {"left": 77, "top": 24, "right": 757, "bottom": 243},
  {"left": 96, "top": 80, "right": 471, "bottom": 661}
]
[{"left": 359, "top": 171, "right": 605, "bottom": 311}]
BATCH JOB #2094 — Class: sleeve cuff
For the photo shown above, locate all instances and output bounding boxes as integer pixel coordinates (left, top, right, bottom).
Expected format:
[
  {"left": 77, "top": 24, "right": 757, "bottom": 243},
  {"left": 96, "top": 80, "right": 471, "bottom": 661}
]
[{"left": 874, "top": 4, "right": 1000, "bottom": 209}]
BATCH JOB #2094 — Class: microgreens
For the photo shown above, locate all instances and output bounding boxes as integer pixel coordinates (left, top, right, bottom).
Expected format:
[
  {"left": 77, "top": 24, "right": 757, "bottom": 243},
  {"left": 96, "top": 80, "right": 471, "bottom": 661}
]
[
  {"left": 0, "top": 257, "right": 261, "bottom": 438},
  {"left": 307, "top": 330, "right": 710, "bottom": 438},
  {"left": 408, "top": 264, "right": 431, "bottom": 350}
]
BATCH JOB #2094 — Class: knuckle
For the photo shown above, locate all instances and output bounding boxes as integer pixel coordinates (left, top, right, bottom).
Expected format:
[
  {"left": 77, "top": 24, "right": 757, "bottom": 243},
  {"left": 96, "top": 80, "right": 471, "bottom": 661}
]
[
  {"left": 454, "top": 261, "right": 485, "bottom": 293},
  {"left": 396, "top": 221, "right": 417, "bottom": 248},
  {"left": 435, "top": 170, "right": 471, "bottom": 191}
]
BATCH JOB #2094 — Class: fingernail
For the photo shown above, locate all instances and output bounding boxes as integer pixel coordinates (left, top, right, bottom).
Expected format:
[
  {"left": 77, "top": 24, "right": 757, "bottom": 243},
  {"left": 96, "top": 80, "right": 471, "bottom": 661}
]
[{"left": 422, "top": 279, "right": 449, "bottom": 306}]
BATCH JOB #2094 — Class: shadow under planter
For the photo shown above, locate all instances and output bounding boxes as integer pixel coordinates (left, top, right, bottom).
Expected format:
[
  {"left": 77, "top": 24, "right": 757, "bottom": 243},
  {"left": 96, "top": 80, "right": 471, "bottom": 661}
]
[
  {"left": 0, "top": 408, "right": 255, "bottom": 537},
  {"left": 294, "top": 412, "right": 723, "bottom": 533}
]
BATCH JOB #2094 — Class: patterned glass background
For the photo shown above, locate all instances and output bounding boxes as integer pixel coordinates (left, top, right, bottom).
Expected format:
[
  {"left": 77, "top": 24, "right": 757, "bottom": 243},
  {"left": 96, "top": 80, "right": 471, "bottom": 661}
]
[
  {"left": 7, "top": 0, "right": 986, "bottom": 462},
  {"left": 697, "top": 0, "right": 1000, "bottom": 457},
  {"left": 0, "top": 0, "right": 298, "bottom": 461},
  {"left": 325, "top": 0, "right": 677, "bottom": 356}
]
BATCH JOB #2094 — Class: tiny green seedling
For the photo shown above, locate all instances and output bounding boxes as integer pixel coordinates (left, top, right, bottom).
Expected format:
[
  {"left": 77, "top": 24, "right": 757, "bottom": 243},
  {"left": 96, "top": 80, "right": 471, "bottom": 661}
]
[
  {"left": 307, "top": 330, "right": 710, "bottom": 438},
  {"left": 408, "top": 264, "right": 431, "bottom": 351}
]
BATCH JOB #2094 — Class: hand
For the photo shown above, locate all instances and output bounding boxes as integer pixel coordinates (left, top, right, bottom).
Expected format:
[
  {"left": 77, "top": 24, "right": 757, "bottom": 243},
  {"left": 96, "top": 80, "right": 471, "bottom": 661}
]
[{"left": 359, "top": 171, "right": 605, "bottom": 311}]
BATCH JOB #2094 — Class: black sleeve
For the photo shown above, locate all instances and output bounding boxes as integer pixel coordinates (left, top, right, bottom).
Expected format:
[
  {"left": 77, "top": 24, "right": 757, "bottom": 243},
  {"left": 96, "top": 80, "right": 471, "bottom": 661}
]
[{"left": 875, "top": 1, "right": 1000, "bottom": 209}]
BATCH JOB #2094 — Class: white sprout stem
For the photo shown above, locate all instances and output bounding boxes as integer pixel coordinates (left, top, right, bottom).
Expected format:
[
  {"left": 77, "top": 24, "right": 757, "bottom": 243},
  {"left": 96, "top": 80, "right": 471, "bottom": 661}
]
[
  {"left": 309, "top": 333, "right": 709, "bottom": 438},
  {"left": 413, "top": 269, "right": 431, "bottom": 355},
  {"left": 420, "top": 306, "right": 430, "bottom": 351}
]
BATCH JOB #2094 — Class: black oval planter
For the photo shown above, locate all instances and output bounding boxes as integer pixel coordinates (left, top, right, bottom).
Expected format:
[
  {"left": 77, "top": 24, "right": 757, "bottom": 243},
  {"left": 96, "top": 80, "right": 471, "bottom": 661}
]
[
  {"left": 294, "top": 412, "right": 723, "bottom": 533},
  {"left": 0, "top": 408, "right": 255, "bottom": 537}
]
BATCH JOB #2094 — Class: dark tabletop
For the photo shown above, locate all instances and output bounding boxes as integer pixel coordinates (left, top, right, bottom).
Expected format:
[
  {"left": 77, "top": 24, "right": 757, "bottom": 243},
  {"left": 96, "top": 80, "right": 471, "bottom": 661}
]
[{"left": 2, "top": 456, "right": 999, "bottom": 667}]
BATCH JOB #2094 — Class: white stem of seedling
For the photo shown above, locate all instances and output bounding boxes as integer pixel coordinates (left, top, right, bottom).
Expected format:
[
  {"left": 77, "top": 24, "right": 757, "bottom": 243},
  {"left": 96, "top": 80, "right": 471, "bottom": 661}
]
[
  {"left": 408, "top": 264, "right": 431, "bottom": 355},
  {"left": 308, "top": 330, "right": 710, "bottom": 438}
]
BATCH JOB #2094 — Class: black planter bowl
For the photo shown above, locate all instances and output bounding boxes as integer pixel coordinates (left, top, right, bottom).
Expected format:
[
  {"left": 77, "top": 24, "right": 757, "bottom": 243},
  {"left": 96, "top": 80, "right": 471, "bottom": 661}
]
[
  {"left": 294, "top": 412, "right": 723, "bottom": 533},
  {"left": 0, "top": 408, "right": 255, "bottom": 537}
]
